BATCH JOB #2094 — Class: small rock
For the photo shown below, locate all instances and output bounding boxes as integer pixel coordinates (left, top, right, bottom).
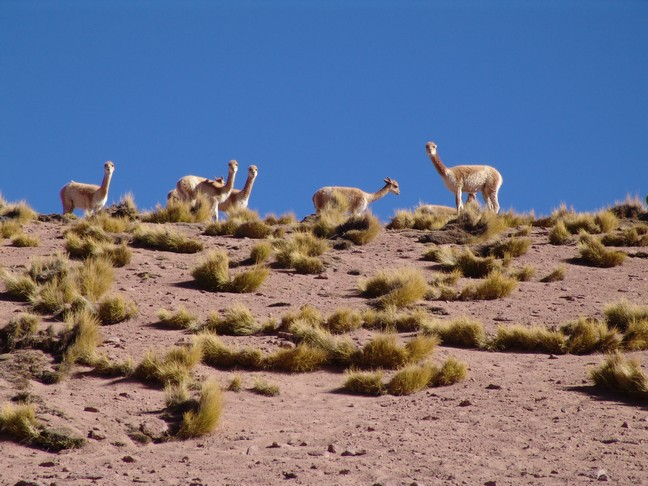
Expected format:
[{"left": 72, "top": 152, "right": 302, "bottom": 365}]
[
  {"left": 596, "top": 469, "right": 609, "bottom": 481},
  {"left": 621, "top": 421, "right": 630, "bottom": 429},
  {"left": 548, "top": 354, "right": 558, "bottom": 360},
  {"left": 39, "top": 461, "right": 56, "bottom": 467},
  {"left": 327, "top": 443, "right": 337, "bottom": 453},
  {"left": 267, "top": 441, "right": 281, "bottom": 448},
  {"left": 122, "top": 455, "right": 136, "bottom": 463},
  {"left": 88, "top": 429, "right": 106, "bottom": 441},
  {"left": 459, "top": 400, "right": 472, "bottom": 407},
  {"left": 282, "top": 471, "right": 297, "bottom": 479},
  {"left": 246, "top": 446, "right": 258, "bottom": 455},
  {"left": 485, "top": 384, "right": 502, "bottom": 390},
  {"left": 484, "top": 481, "right": 497, "bottom": 486},
  {"left": 140, "top": 418, "right": 169, "bottom": 441},
  {"left": 339, "top": 469, "right": 351, "bottom": 475}
]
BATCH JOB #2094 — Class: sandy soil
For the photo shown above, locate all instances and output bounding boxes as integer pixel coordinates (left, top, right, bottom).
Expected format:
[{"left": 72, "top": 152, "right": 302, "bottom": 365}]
[{"left": 1, "top": 214, "right": 647, "bottom": 486}]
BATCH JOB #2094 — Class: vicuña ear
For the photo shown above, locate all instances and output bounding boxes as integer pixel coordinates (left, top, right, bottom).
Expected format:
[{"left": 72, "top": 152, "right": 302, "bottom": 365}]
[{"left": 384, "top": 178, "right": 390, "bottom": 184}]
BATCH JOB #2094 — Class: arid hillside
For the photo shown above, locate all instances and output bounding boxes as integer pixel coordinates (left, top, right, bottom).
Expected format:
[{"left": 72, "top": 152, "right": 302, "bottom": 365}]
[{"left": 1, "top": 197, "right": 647, "bottom": 486}]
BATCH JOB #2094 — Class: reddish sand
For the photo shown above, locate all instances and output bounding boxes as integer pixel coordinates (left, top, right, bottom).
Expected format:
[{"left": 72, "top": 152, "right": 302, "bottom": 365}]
[{"left": 1, "top": 216, "right": 647, "bottom": 485}]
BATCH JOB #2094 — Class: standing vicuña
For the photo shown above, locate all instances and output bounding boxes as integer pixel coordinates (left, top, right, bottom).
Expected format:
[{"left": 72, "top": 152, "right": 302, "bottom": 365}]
[
  {"left": 425, "top": 141, "right": 502, "bottom": 213},
  {"left": 175, "top": 175, "right": 225, "bottom": 204},
  {"left": 219, "top": 165, "right": 258, "bottom": 214},
  {"left": 312, "top": 178, "right": 400, "bottom": 215},
  {"left": 194, "top": 160, "right": 239, "bottom": 221},
  {"left": 60, "top": 161, "right": 115, "bottom": 215}
]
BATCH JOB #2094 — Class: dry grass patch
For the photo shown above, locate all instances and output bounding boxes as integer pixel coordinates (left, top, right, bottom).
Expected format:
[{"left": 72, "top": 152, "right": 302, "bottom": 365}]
[
  {"left": 275, "top": 232, "right": 329, "bottom": 274},
  {"left": 548, "top": 220, "right": 572, "bottom": 245},
  {"left": 342, "top": 370, "right": 386, "bottom": 396},
  {"left": 335, "top": 212, "right": 381, "bottom": 245},
  {"left": 132, "top": 225, "right": 204, "bottom": 253},
  {"left": 604, "top": 299, "right": 648, "bottom": 332},
  {"left": 578, "top": 233, "right": 626, "bottom": 267},
  {"left": 134, "top": 345, "right": 202, "bottom": 386},
  {"left": 622, "top": 319, "right": 648, "bottom": 351},
  {"left": 388, "top": 206, "right": 454, "bottom": 231},
  {"left": 287, "top": 321, "right": 357, "bottom": 367},
  {"left": 264, "top": 344, "right": 329, "bottom": 372},
  {"left": 249, "top": 241, "right": 273, "bottom": 265},
  {"left": 1, "top": 271, "right": 38, "bottom": 300},
  {"left": 204, "top": 303, "right": 261, "bottom": 336},
  {"left": 322, "top": 308, "right": 363, "bottom": 334},
  {"left": 11, "top": 233, "right": 39, "bottom": 247},
  {"left": 157, "top": 306, "right": 198, "bottom": 330},
  {"left": 512, "top": 265, "right": 536, "bottom": 282},
  {"left": 251, "top": 379, "right": 280, "bottom": 397},
  {"left": 77, "top": 256, "right": 114, "bottom": 301},
  {"left": 29, "top": 275, "right": 85, "bottom": 316},
  {"left": 354, "top": 334, "right": 437, "bottom": 370},
  {"left": 422, "top": 317, "right": 486, "bottom": 348},
  {"left": 191, "top": 250, "right": 269, "bottom": 293},
  {"left": 196, "top": 333, "right": 264, "bottom": 370},
  {"left": 264, "top": 212, "right": 297, "bottom": 226},
  {"left": 359, "top": 267, "right": 428, "bottom": 309},
  {"left": 590, "top": 352, "right": 648, "bottom": 399},
  {"left": 0, "top": 313, "right": 39, "bottom": 352},
  {"left": 60, "top": 309, "right": 103, "bottom": 367},
  {"left": 279, "top": 305, "right": 324, "bottom": 331},
  {"left": 540, "top": 264, "right": 566, "bottom": 283},
  {"left": 486, "top": 237, "right": 531, "bottom": 258},
  {"left": 601, "top": 225, "right": 648, "bottom": 247},
  {"left": 386, "top": 363, "right": 436, "bottom": 396},
  {"left": 143, "top": 195, "right": 212, "bottom": 223},
  {"left": 491, "top": 324, "right": 566, "bottom": 354},
  {"left": 176, "top": 378, "right": 224, "bottom": 439},
  {"left": 459, "top": 271, "right": 517, "bottom": 300},
  {"left": 0, "top": 200, "right": 38, "bottom": 223},
  {"left": 0, "top": 402, "right": 85, "bottom": 451},
  {"left": 561, "top": 318, "right": 621, "bottom": 355},
  {"left": 430, "top": 356, "right": 469, "bottom": 387},
  {"left": 0, "top": 220, "right": 22, "bottom": 238},
  {"left": 362, "top": 308, "right": 433, "bottom": 332}
]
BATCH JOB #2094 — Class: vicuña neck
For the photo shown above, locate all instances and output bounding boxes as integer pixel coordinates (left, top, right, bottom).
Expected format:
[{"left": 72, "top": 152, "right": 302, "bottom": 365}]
[
  {"left": 224, "top": 169, "right": 236, "bottom": 190},
  {"left": 100, "top": 171, "right": 113, "bottom": 196},
  {"left": 429, "top": 152, "right": 449, "bottom": 177},
  {"left": 369, "top": 183, "right": 391, "bottom": 203},
  {"left": 241, "top": 173, "right": 256, "bottom": 196}
]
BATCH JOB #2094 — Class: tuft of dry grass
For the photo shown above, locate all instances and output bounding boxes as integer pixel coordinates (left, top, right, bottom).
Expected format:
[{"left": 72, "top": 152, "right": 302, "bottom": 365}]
[
  {"left": 622, "top": 318, "right": 648, "bottom": 351},
  {"left": 577, "top": 233, "right": 626, "bottom": 267},
  {"left": 28, "top": 254, "right": 71, "bottom": 284},
  {"left": 196, "top": 333, "right": 264, "bottom": 370},
  {"left": 601, "top": 226, "right": 648, "bottom": 247},
  {"left": 157, "top": 306, "right": 198, "bottom": 330},
  {"left": 561, "top": 317, "right": 621, "bottom": 355},
  {"left": 11, "top": 233, "right": 39, "bottom": 247},
  {"left": 91, "top": 355, "right": 135, "bottom": 377},
  {"left": 0, "top": 200, "right": 38, "bottom": 223},
  {"left": 359, "top": 267, "right": 428, "bottom": 309},
  {"left": 429, "top": 356, "right": 469, "bottom": 387},
  {"left": 0, "top": 313, "right": 39, "bottom": 352},
  {"left": 204, "top": 303, "right": 260, "bottom": 336},
  {"left": 354, "top": 334, "right": 436, "bottom": 370},
  {"left": 249, "top": 241, "right": 273, "bottom": 265},
  {"left": 422, "top": 317, "right": 486, "bottom": 348},
  {"left": 134, "top": 345, "right": 202, "bottom": 386},
  {"left": 279, "top": 305, "right": 324, "bottom": 331},
  {"left": 227, "top": 375, "right": 243, "bottom": 392},
  {"left": 362, "top": 308, "right": 433, "bottom": 333},
  {"left": 335, "top": 212, "right": 382, "bottom": 245},
  {"left": 387, "top": 206, "right": 454, "bottom": 231},
  {"left": 590, "top": 352, "right": 648, "bottom": 399},
  {"left": 264, "top": 344, "right": 329, "bottom": 372},
  {"left": 97, "top": 295, "right": 138, "bottom": 324},
  {"left": 287, "top": 320, "right": 357, "bottom": 367},
  {"left": 487, "top": 237, "right": 531, "bottom": 259},
  {"left": 0, "top": 220, "right": 22, "bottom": 238},
  {"left": 60, "top": 309, "right": 103, "bottom": 366},
  {"left": 322, "top": 308, "right": 363, "bottom": 334},
  {"left": 539, "top": 264, "right": 566, "bottom": 283},
  {"left": 1, "top": 271, "right": 38, "bottom": 301},
  {"left": 29, "top": 275, "right": 84, "bottom": 316},
  {"left": 0, "top": 402, "right": 84, "bottom": 451},
  {"left": 176, "top": 378, "right": 224, "bottom": 439},
  {"left": 264, "top": 212, "right": 297, "bottom": 226},
  {"left": 77, "top": 256, "right": 114, "bottom": 301},
  {"left": 143, "top": 194, "right": 212, "bottom": 224},
  {"left": 512, "top": 265, "right": 536, "bottom": 282},
  {"left": 132, "top": 225, "right": 204, "bottom": 253},
  {"left": 251, "top": 379, "right": 280, "bottom": 397},
  {"left": 604, "top": 299, "right": 648, "bottom": 332},
  {"left": 491, "top": 324, "right": 566, "bottom": 354},
  {"left": 459, "top": 271, "right": 517, "bottom": 301},
  {"left": 275, "top": 232, "right": 329, "bottom": 273},
  {"left": 386, "top": 363, "right": 436, "bottom": 396},
  {"left": 342, "top": 369, "right": 385, "bottom": 396},
  {"left": 191, "top": 250, "right": 269, "bottom": 293}
]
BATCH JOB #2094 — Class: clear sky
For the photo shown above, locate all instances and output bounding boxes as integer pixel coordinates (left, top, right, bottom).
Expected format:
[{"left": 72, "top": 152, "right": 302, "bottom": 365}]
[{"left": 1, "top": 0, "right": 647, "bottom": 221}]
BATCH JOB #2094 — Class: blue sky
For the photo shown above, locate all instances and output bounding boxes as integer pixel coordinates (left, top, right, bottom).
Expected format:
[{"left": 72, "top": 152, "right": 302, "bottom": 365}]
[{"left": 1, "top": 0, "right": 647, "bottom": 221}]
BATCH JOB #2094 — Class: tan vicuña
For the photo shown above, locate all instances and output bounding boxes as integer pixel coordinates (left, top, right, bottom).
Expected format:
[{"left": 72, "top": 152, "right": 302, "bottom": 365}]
[
  {"left": 426, "top": 141, "right": 502, "bottom": 213},
  {"left": 60, "top": 161, "right": 115, "bottom": 216},
  {"left": 312, "top": 178, "right": 400, "bottom": 215}
]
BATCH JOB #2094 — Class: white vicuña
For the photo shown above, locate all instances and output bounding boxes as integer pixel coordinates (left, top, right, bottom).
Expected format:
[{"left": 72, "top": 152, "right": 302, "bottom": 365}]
[
  {"left": 312, "top": 178, "right": 400, "bottom": 215},
  {"left": 193, "top": 160, "right": 239, "bottom": 221},
  {"left": 60, "top": 161, "right": 115, "bottom": 215},
  {"left": 426, "top": 141, "right": 502, "bottom": 213},
  {"left": 219, "top": 165, "right": 258, "bottom": 214}
]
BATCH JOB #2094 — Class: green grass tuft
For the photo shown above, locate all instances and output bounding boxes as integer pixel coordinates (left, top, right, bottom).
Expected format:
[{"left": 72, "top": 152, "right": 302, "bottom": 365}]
[
  {"left": 359, "top": 267, "right": 428, "bottom": 309},
  {"left": 176, "top": 378, "right": 224, "bottom": 439},
  {"left": 578, "top": 233, "right": 626, "bottom": 267},
  {"left": 342, "top": 370, "right": 385, "bottom": 395},
  {"left": 491, "top": 324, "right": 566, "bottom": 354},
  {"left": 590, "top": 352, "right": 648, "bottom": 399},
  {"left": 157, "top": 306, "right": 198, "bottom": 329}
]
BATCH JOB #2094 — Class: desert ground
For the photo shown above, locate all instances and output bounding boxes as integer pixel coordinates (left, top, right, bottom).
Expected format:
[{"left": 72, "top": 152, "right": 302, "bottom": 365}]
[{"left": 1, "top": 201, "right": 647, "bottom": 486}]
